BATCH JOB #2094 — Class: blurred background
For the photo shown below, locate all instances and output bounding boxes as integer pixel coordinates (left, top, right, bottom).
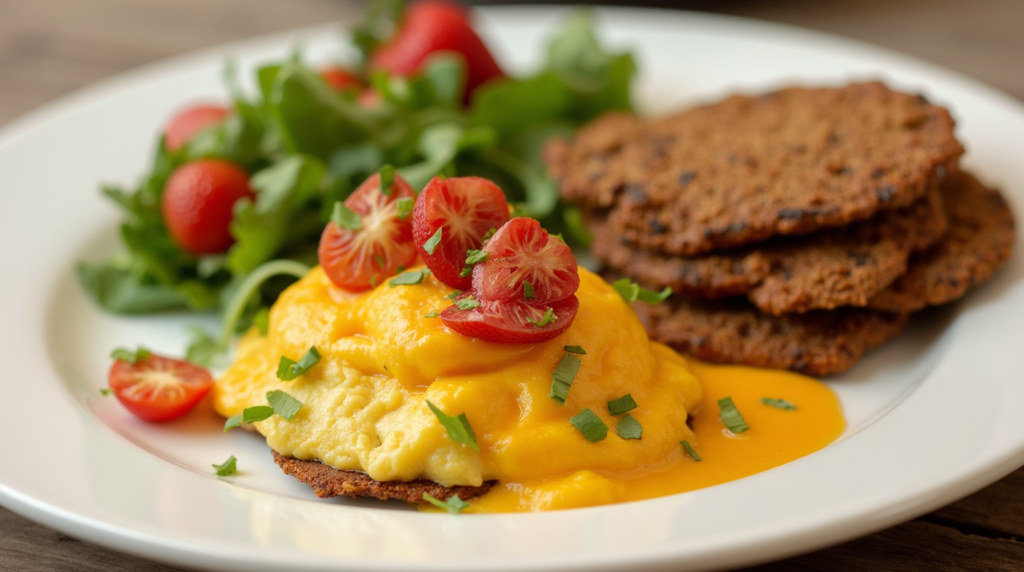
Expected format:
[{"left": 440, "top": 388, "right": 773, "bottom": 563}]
[{"left": 1, "top": 0, "right": 1021, "bottom": 128}]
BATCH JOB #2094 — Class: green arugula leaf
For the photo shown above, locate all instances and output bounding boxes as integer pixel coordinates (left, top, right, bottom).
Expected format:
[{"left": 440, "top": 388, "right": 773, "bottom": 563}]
[
  {"left": 212, "top": 455, "right": 238, "bottom": 477},
  {"left": 422, "top": 492, "right": 470, "bottom": 514},
  {"left": 426, "top": 400, "right": 480, "bottom": 451}
]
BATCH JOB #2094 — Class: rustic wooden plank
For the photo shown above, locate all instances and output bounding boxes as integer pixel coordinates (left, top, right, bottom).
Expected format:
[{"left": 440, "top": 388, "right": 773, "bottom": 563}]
[
  {"left": 0, "top": 506, "right": 190, "bottom": 572},
  {"left": 930, "top": 467, "right": 1024, "bottom": 540},
  {"left": 747, "top": 516, "right": 1024, "bottom": 572}
]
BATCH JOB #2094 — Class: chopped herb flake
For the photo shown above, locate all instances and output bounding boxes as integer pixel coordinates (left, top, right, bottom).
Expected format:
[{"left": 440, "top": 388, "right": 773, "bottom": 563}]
[
  {"left": 549, "top": 353, "right": 582, "bottom": 404},
  {"left": 464, "top": 249, "right": 488, "bottom": 265},
  {"left": 446, "top": 290, "right": 462, "bottom": 301},
  {"left": 379, "top": 164, "right": 395, "bottom": 196},
  {"left": 607, "top": 394, "right": 637, "bottom": 415},
  {"left": 110, "top": 346, "right": 151, "bottom": 365},
  {"left": 616, "top": 414, "right": 643, "bottom": 440},
  {"left": 212, "top": 455, "right": 237, "bottom": 476},
  {"left": 718, "top": 396, "right": 749, "bottom": 434},
  {"left": 453, "top": 294, "right": 480, "bottom": 310},
  {"left": 570, "top": 408, "right": 608, "bottom": 442},
  {"left": 424, "top": 227, "right": 443, "bottom": 255},
  {"left": 563, "top": 345, "right": 586, "bottom": 355},
  {"left": 681, "top": 440, "right": 702, "bottom": 461},
  {"left": 252, "top": 307, "right": 270, "bottom": 336},
  {"left": 389, "top": 269, "right": 430, "bottom": 287},
  {"left": 612, "top": 277, "right": 672, "bottom": 304},
  {"left": 526, "top": 307, "right": 556, "bottom": 327},
  {"left": 223, "top": 405, "right": 275, "bottom": 432},
  {"left": 761, "top": 397, "right": 798, "bottom": 411},
  {"left": 459, "top": 266, "right": 472, "bottom": 278},
  {"left": 374, "top": 255, "right": 385, "bottom": 268},
  {"left": 523, "top": 281, "right": 535, "bottom": 299},
  {"left": 396, "top": 197, "right": 415, "bottom": 219},
  {"left": 276, "top": 346, "right": 322, "bottom": 381},
  {"left": 422, "top": 492, "right": 470, "bottom": 514},
  {"left": 267, "top": 390, "right": 303, "bottom": 420},
  {"left": 330, "top": 201, "right": 361, "bottom": 230},
  {"left": 424, "top": 310, "right": 440, "bottom": 318},
  {"left": 100, "top": 388, "right": 113, "bottom": 396},
  {"left": 481, "top": 228, "right": 496, "bottom": 243},
  {"left": 426, "top": 400, "right": 479, "bottom": 451}
]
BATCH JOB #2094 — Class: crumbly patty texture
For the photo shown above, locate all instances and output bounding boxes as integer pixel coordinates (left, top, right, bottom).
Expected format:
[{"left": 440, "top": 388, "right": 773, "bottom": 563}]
[
  {"left": 632, "top": 297, "right": 910, "bottom": 375},
  {"left": 868, "top": 171, "right": 1015, "bottom": 312},
  {"left": 273, "top": 451, "right": 497, "bottom": 503},
  {"left": 547, "top": 82, "right": 963, "bottom": 255},
  {"left": 589, "top": 185, "right": 948, "bottom": 314}
]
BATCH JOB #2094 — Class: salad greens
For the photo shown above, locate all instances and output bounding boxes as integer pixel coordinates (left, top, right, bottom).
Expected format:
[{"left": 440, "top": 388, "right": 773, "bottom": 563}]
[{"left": 77, "top": 4, "right": 635, "bottom": 364}]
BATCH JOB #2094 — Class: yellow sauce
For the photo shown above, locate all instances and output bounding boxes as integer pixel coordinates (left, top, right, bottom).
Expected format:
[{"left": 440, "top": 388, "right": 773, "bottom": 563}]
[{"left": 213, "top": 265, "right": 845, "bottom": 512}]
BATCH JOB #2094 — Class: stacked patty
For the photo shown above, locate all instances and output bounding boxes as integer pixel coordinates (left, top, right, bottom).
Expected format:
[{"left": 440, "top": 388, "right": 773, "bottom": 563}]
[{"left": 546, "top": 82, "right": 1015, "bottom": 375}]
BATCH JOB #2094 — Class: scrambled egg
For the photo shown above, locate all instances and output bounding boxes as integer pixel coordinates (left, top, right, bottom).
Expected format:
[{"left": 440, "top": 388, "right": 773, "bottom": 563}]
[{"left": 213, "top": 267, "right": 702, "bottom": 493}]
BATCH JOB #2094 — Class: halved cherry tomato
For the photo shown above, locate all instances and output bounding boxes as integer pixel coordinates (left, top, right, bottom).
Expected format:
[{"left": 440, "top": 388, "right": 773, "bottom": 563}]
[
  {"left": 320, "top": 66, "right": 362, "bottom": 92},
  {"left": 472, "top": 217, "right": 579, "bottom": 304},
  {"left": 165, "top": 104, "right": 230, "bottom": 152},
  {"left": 319, "top": 172, "right": 419, "bottom": 291},
  {"left": 441, "top": 294, "right": 579, "bottom": 344},
  {"left": 412, "top": 176, "right": 510, "bottom": 290},
  {"left": 162, "top": 159, "right": 254, "bottom": 255},
  {"left": 108, "top": 354, "right": 213, "bottom": 422},
  {"left": 371, "top": 0, "right": 504, "bottom": 100}
]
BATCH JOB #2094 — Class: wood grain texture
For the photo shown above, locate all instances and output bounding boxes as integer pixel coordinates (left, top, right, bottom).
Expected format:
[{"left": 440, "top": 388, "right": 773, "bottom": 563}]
[{"left": 1, "top": 0, "right": 1022, "bottom": 570}]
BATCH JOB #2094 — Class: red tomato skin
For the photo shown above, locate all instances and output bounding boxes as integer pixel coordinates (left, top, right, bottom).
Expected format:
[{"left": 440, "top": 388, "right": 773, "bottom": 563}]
[
  {"left": 320, "top": 66, "right": 362, "bottom": 91},
  {"left": 472, "top": 217, "right": 580, "bottom": 304},
  {"left": 441, "top": 294, "right": 579, "bottom": 344},
  {"left": 318, "top": 173, "right": 419, "bottom": 292},
  {"left": 371, "top": 0, "right": 504, "bottom": 99},
  {"left": 162, "top": 159, "right": 254, "bottom": 255},
  {"left": 412, "top": 176, "right": 510, "bottom": 290},
  {"left": 165, "top": 104, "right": 230, "bottom": 152},
  {"left": 108, "top": 354, "right": 213, "bottom": 422}
]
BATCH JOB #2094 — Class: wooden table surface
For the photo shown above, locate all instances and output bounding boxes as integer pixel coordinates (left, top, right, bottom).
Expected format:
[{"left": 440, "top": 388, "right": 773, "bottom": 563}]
[{"left": 2, "top": 0, "right": 1022, "bottom": 570}]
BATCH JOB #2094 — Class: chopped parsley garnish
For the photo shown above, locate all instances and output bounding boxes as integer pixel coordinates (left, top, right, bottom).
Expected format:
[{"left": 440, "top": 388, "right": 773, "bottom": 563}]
[
  {"left": 99, "top": 388, "right": 113, "bottom": 396},
  {"left": 481, "top": 228, "right": 496, "bottom": 243},
  {"left": 212, "top": 455, "right": 238, "bottom": 477},
  {"left": 330, "top": 201, "right": 361, "bottom": 230},
  {"left": 611, "top": 278, "right": 672, "bottom": 304},
  {"left": 252, "top": 307, "right": 270, "bottom": 336},
  {"left": 453, "top": 294, "right": 480, "bottom": 310},
  {"left": 276, "top": 346, "right": 322, "bottom": 381},
  {"left": 523, "top": 281, "right": 535, "bottom": 299},
  {"left": 526, "top": 307, "right": 556, "bottom": 327},
  {"left": 464, "top": 249, "right": 488, "bottom": 265},
  {"left": 563, "top": 345, "right": 586, "bottom": 355},
  {"left": 681, "top": 440, "right": 702, "bottom": 462},
  {"left": 422, "top": 492, "right": 470, "bottom": 514},
  {"left": 761, "top": 397, "right": 798, "bottom": 411},
  {"left": 224, "top": 405, "right": 276, "bottom": 432},
  {"left": 616, "top": 414, "right": 643, "bottom": 440},
  {"left": 459, "top": 266, "right": 472, "bottom": 278},
  {"left": 607, "top": 394, "right": 637, "bottom": 415},
  {"left": 570, "top": 408, "right": 608, "bottom": 442},
  {"left": 718, "top": 396, "right": 749, "bottom": 434},
  {"left": 267, "top": 390, "right": 303, "bottom": 420},
  {"left": 446, "top": 290, "right": 462, "bottom": 301},
  {"left": 110, "top": 346, "right": 151, "bottom": 365},
  {"left": 424, "top": 310, "right": 439, "bottom": 318},
  {"left": 424, "top": 227, "right": 443, "bottom": 255},
  {"left": 389, "top": 269, "right": 431, "bottom": 287},
  {"left": 549, "top": 353, "right": 582, "bottom": 404},
  {"left": 379, "top": 164, "right": 395, "bottom": 196},
  {"left": 374, "top": 255, "right": 385, "bottom": 268},
  {"left": 396, "top": 197, "right": 415, "bottom": 219},
  {"left": 426, "top": 400, "right": 480, "bottom": 451}
]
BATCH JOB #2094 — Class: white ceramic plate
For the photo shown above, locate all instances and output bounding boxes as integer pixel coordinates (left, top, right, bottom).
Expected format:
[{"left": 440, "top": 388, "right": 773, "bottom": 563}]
[{"left": 1, "top": 6, "right": 1023, "bottom": 572}]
